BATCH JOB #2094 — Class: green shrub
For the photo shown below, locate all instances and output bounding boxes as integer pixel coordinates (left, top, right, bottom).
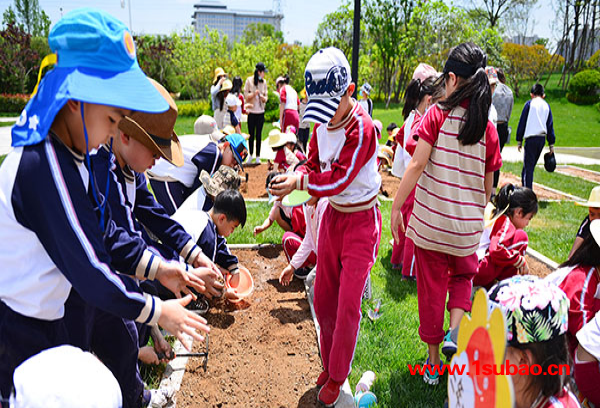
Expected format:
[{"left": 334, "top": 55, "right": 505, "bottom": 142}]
[
  {"left": 587, "top": 49, "right": 600, "bottom": 70},
  {"left": 596, "top": 101, "right": 600, "bottom": 113},
  {"left": 0, "top": 93, "right": 29, "bottom": 113},
  {"left": 567, "top": 69, "right": 600, "bottom": 104},
  {"left": 264, "top": 89, "right": 280, "bottom": 123},
  {"left": 176, "top": 100, "right": 210, "bottom": 117}
]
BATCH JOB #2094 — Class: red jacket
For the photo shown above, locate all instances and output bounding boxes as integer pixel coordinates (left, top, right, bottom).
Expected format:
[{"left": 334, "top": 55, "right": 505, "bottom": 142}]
[{"left": 558, "top": 264, "right": 600, "bottom": 356}]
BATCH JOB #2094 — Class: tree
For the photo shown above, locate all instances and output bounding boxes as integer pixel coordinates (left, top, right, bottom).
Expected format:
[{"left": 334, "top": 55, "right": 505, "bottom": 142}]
[
  {"left": 0, "top": 22, "right": 40, "bottom": 93},
  {"left": 4, "top": 0, "right": 51, "bottom": 37},
  {"left": 469, "top": 0, "right": 538, "bottom": 29},
  {"left": 501, "top": 43, "right": 551, "bottom": 96},
  {"left": 241, "top": 23, "right": 284, "bottom": 45},
  {"left": 364, "top": 0, "right": 415, "bottom": 106},
  {"left": 313, "top": 2, "right": 355, "bottom": 57},
  {"left": 136, "top": 35, "right": 180, "bottom": 92}
]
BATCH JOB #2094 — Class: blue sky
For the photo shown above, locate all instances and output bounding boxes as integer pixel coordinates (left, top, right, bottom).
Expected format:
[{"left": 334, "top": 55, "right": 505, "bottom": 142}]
[{"left": 0, "top": 0, "right": 556, "bottom": 45}]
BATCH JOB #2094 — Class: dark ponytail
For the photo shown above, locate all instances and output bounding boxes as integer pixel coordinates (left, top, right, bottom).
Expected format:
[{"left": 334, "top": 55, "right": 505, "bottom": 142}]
[
  {"left": 439, "top": 42, "right": 491, "bottom": 146},
  {"left": 560, "top": 232, "right": 600, "bottom": 268},
  {"left": 492, "top": 183, "right": 538, "bottom": 218},
  {"left": 402, "top": 76, "right": 442, "bottom": 119},
  {"left": 253, "top": 69, "right": 260, "bottom": 86}
]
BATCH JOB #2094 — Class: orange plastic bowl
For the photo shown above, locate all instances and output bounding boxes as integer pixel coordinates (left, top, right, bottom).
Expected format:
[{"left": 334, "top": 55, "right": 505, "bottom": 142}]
[{"left": 225, "top": 268, "right": 254, "bottom": 303}]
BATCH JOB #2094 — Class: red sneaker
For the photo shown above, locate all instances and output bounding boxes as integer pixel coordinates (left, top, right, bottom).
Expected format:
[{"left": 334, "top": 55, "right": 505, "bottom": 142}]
[
  {"left": 316, "top": 370, "right": 329, "bottom": 387},
  {"left": 317, "top": 378, "right": 344, "bottom": 407}
]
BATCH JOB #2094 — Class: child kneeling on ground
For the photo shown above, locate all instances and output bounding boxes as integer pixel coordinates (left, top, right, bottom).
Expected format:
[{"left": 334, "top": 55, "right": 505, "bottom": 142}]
[{"left": 473, "top": 183, "right": 538, "bottom": 290}]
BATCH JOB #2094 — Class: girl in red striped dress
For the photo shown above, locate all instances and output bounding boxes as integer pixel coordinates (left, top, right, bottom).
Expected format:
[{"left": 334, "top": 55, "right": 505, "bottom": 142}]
[{"left": 390, "top": 42, "right": 502, "bottom": 385}]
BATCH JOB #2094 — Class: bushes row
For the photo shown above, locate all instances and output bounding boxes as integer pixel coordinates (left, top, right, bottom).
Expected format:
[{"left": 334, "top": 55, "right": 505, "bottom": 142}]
[
  {"left": 566, "top": 69, "right": 600, "bottom": 105},
  {"left": 0, "top": 94, "right": 29, "bottom": 113},
  {"left": 176, "top": 100, "right": 210, "bottom": 117}
]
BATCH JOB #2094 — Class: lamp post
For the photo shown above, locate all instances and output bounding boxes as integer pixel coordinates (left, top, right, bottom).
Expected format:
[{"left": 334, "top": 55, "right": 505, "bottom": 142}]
[
  {"left": 120, "top": 0, "right": 132, "bottom": 31},
  {"left": 352, "top": 0, "right": 360, "bottom": 98}
]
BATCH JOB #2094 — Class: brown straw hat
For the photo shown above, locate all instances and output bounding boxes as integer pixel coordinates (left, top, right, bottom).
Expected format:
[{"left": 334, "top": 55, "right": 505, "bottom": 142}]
[{"left": 118, "top": 78, "right": 184, "bottom": 167}]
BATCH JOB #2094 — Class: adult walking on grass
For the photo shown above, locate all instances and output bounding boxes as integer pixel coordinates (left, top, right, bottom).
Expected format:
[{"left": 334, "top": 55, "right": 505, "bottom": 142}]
[
  {"left": 244, "top": 62, "right": 268, "bottom": 164},
  {"left": 492, "top": 68, "right": 514, "bottom": 190},
  {"left": 516, "top": 83, "right": 555, "bottom": 189}
]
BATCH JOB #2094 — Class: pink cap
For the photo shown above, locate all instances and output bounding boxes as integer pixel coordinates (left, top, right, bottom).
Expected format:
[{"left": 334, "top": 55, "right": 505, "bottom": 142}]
[{"left": 412, "top": 63, "right": 438, "bottom": 82}]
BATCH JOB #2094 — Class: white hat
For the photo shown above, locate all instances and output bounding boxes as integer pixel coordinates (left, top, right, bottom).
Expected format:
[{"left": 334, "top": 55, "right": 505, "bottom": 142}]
[
  {"left": 225, "top": 93, "right": 240, "bottom": 107},
  {"left": 194, "top": 114, "right": 224, "bottom": 141},
  {"left": 12, "top": 345, "right": 122, "bottom": 408},
  {"left": 303, "top": 47, "right": 351, "bottom": 124}
]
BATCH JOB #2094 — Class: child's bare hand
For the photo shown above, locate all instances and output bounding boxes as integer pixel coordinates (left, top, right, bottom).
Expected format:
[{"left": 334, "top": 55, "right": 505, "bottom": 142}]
[
  {"left": 518, "top": 259, "right": 529, "bottom": 275},
  {"left": 189, "top": 267, "right": 224, "bottom": 298},
  {"left": 138, "top": 346, "right": 159, "bottom": 365},
  {"left": 159, "top": 295, "right": 210, "bottom": 352},
  {"left": 153, "top": 337, "right": 174, "bottom": 363},
  {"left": 192, "top": 252, "right": 220, "bottom": 275},
  {"left": 156, "top": 261, "right": 205, "bottom": 299},
  {"left": 279, "top": 264, "right": 294, "bottom": 286},
  {"left": 253, "top": 225, "right": 264, "bottom": 236},
  {"left": 269, "top": 174, "right": 297, "bottom": 197},
  {"left": 390, "top": 209, "right": 404, "bottom": 243}
]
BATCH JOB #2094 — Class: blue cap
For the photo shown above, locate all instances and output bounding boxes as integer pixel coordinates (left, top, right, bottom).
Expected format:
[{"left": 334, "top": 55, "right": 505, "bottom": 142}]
[
  {"left": 12, "top": 8, "right": 169, "bottom": 147},
  {"left": 225, "top": 133, "right": 249, "bottom": 170}
]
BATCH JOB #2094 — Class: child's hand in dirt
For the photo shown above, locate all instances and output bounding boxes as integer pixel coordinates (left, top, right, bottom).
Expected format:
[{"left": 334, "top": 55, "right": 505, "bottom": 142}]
[
  {"left": 269, "top": 173, "right": 297, "bottom": 197},
  {"left": 190, "top": 267, "right": 225, "bottom": 298},
  {"left": 139, "top": 346, "right": 160, "bottom": 365},
  {"left": 224, "top": 287, "right": 241, "bottom": 302},
  {"left": 279, "top": 264, "right": 294, "bottom": 286}
]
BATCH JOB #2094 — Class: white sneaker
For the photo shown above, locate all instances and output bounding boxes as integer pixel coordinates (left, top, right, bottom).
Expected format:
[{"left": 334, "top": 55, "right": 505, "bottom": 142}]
[
  {"left": 245, "top": 155, "right": 253, "bottom": 164},
  {"left": 148, "top": 387, "right": 175, "bottom": 407},
  {"left": 254, "top": 157, "right": 261, "bottom": 164}
]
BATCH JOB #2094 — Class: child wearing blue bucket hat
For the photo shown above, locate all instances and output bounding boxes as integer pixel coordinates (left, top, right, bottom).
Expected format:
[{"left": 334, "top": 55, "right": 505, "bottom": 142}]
[{"left": 0, "top": 8, "right": 209, "bottom": 402}]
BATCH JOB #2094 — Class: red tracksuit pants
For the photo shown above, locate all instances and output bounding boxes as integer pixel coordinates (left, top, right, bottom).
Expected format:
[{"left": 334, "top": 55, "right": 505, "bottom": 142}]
[
  {"left": 313, "top": 205, "right": 381, "bottom": 382},
  {"left": 414, "top": 246, "right": 477, "bottom": 345}
]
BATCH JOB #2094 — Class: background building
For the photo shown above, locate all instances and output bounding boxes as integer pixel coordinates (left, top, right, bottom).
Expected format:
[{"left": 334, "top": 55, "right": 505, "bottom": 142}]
[{"left": 192, "top": 0, "right": 283, "bottom": 40}]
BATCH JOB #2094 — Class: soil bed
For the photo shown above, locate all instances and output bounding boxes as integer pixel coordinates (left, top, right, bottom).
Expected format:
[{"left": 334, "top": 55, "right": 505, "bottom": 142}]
[
  {"left": 557, "top": 166, "right": 600, "bottom": 184},
  {"left": 177, "top": 247, "right": 321, "bottom": 407},
  {"left": 239, "top": 163, "right": 400, "bottom": 200},
  {"left": 525, "top": 254, "right": 552, "bottom": 278}
]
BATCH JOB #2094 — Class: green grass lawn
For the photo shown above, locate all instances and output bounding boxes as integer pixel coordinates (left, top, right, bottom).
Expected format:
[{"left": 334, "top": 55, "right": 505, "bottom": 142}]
[
  {"left": 500, "top": 162, "right": 597, "bottom": 199},
  {"left": 0, "top": 121, "right": 15, "bottom": 127},
  {"left": 573, "top": 164, "right": 600, "bottom": 173},
  {"left": 0, "top": 154, "right": 5, "bottom": 166},
  {"left": 527, "top": 201, "right": 588, "bottom": 263},
  {"left": 507, "top": 74, "right": 600, "bottom": 148}
]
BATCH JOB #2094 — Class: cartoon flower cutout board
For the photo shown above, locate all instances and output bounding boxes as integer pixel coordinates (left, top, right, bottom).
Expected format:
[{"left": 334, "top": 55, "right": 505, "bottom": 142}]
[{"left": 448, "top": 289, "right": 514, "bottom": 408}]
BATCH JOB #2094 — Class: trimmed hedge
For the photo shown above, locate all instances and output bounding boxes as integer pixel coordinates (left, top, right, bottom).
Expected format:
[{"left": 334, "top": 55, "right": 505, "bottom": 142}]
[
  {"left": 0, "top": 94, "right": 29, "bottom": 113},
  {"left": 176, "top": 100, "right": 209, "bottom": 117},
  {"left": 566, "top": 69, "right": 600, "bottom": 104}
]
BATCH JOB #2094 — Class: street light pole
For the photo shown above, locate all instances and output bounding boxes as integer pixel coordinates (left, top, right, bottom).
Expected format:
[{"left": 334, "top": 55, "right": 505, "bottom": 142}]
[
  {"left": 351, "top": 0, "right": 360, "bottom": 98},
  {"left": 120, "top": 0, "right": 132, "bottom": 31}
]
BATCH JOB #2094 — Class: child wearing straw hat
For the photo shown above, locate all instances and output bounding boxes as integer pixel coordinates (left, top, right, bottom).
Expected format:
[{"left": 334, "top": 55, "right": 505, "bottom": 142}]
[
  {"left": 0, "top": 8, "right": 209, "bottom": 402},
  {"left": 269, "top": 127, "right": 305, "bottom": 172},
  {"left": 569, "top": 185, "right": 600, "bottom": 258}
]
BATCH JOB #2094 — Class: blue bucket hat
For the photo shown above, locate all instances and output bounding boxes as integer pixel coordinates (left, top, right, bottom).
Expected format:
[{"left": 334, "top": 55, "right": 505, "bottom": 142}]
[
  {"left": 224, "top": 134, "right": 249, "bottom": 170},
  {"left": 12, "top": 8, "right": 169, "bottom": 147}
]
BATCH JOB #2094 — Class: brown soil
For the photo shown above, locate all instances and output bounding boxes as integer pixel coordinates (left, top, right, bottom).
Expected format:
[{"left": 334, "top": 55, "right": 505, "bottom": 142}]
[
  {"left": 239, "top": 162, "right": 400, "bottom": 200},
  {"left": 557, "top": 166, "right": 600, "bottom": 184},
  {"left": 525, "top": 254, "right": 552, "bottom": 278},
  {"left": 176, "top": 247, "right": 321, "bottom": 408},
  {"left": 498, "top": 172, "right": 567, "bottom": 201}
]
